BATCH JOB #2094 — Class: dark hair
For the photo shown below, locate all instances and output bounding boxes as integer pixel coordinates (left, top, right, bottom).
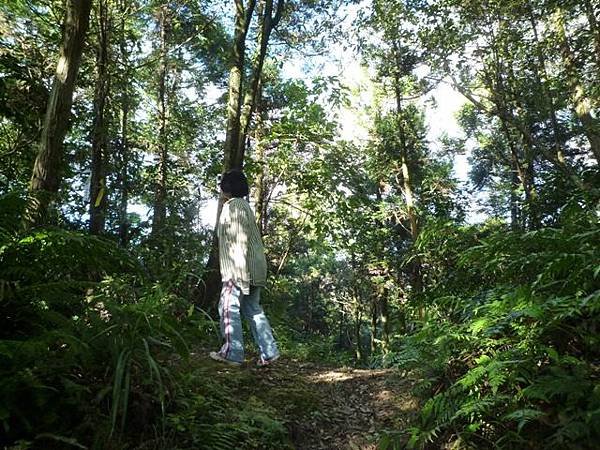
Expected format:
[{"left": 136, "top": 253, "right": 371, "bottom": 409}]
[{"left": 220, "top": 169, "right": 249, "bottom": 197}]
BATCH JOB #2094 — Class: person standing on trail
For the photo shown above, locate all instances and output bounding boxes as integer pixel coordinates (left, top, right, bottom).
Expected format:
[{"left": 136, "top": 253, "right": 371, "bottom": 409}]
[{"left": 209, "top": 169, "right": 280, "bottom": 367}]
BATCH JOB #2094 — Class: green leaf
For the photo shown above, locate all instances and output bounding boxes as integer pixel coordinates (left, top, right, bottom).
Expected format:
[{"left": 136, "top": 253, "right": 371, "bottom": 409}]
[{"left": 503, "top": 408, "right": 545, "bottom": 433}]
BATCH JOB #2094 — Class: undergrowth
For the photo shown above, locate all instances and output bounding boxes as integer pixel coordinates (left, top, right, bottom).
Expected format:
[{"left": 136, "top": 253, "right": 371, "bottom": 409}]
[
  {"left": 381, "top": 209, "right": 600, "bottom": 449},
  {"left": 0, "top": 198, "right": 292, "bottom": 449}
]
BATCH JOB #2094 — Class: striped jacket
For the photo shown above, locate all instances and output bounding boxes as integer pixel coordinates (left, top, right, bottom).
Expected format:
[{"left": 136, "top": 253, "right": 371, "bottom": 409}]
[{"left": 217, "top": 197, "right": 267, "bottom": 295}]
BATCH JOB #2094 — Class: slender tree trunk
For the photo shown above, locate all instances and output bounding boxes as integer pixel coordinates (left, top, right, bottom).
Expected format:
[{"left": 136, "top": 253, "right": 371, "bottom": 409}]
[
  {"left": 397, "top": 294, "right": 406, "bottom": 335},
  {"left": 372, "top": 186, "right": 390, "bottom": 350},
  {"left": 554, "top": 8, "right": 600, "bottom": 164},
  {"left": 25, "top": 0, "right": 92, "bottom": 228},
  {"left": 500, "top": 119, "right": 525, "bottom": 230},
  {"left": 400, "top": 154, "right": 418, "bottom": 240},
  {"left": 254, "top": 160, "right": 267, "bottom": 235},
  {"left": 118, "top": 101, "right": 129, "bottom": 246},
  {"left": 307, "top": 284, "right": 314, "bottom": 332},
  {"left": 392, "top": 50, "right": 418, "bottom": 240},
  {"left": 224, "top": 0, "right": 257, "bottom": 170},
  {"left": 370, "top": 294, "right": 378, "bottom": 354},
  {"left": 254, "top": 120, "right": 268, "bottom": 235},
  {"left": 354, "top": 304, "right": 363, "bottom": 362},
  {"left": 117, "top": 0, "right": 130, "bottom": 247},
  {"left": 500, "top": 110, "right": 538, "bottom": 228},
  {"left": 527, "top": 6, "right": 565, "bottom": 164},
  {"left": 89, "top": 0, "right": 111, "bottom": 234},
  {"left": 393, "top": 56, "right": 422, "bottom": 317},
  {"left": 349, "top": 255, "right": 364, "bottom": 362},
  {"left": 489, "top": 31, "right": 540, "bottom": 228},
  {"left": 379, "top": 292, "right": 390, "bottom": 352},
  {"left": 151, "top": 5, "right": 169, "bottom": 237},
  {"left": 583, "top": 0, "right": 600, "bottom": 73},
  {"left": 275, "top": 213, "right": 309, "bottom": 276},
  {"left": 198, "top": 0, "right": 258, "bottom": 308},
  {"left": 199, "top": 0, "right": 284, "bottom": 307},
  {"left": 509, "top": 150, "right": 521, "bottom": 230},
  {"left": 238, "top": 0, "right": 284, "bottom": 156},
  {"left": 400, "top": 145, "right": 423, "bottom": 306},
  {"left": 338, "top": 310, "right": 345, "bottom": 349},
  {"left": 524, "top": 156, "right": 538, "bottom": 228}
]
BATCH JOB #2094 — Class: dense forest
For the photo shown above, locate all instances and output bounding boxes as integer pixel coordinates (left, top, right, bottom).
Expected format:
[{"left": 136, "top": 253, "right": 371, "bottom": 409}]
[{"left": 1, "top": 0, "right": 599, "bottom": 449}]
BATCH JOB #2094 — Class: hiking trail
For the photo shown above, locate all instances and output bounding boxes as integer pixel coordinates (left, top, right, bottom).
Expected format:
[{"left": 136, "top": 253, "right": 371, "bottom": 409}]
[{"left": 195, "top": 352, "right": 420, "bottom": 450}]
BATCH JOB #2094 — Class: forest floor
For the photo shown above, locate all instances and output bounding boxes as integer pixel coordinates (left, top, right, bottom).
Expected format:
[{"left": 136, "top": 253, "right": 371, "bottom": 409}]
[{"left": 192, "top": 350, "right": 420, "bottom": 450}]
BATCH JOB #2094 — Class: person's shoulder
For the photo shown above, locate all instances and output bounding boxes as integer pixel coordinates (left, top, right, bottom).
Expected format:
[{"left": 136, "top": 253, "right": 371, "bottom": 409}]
[
  {"left": 226, "top": 197, "right": 251, "bottom": 216},
  {"left": 231, "top": 198, "right": 255, "bottom": 221},
  {"left": 229, "top": 197, "right": 251, "bottom": 210}
]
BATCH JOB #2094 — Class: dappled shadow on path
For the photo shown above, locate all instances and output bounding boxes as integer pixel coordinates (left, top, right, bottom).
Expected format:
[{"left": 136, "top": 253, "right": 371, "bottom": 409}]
[
  {"left": 257, "top": 361, "right": 420, "bottom": 450},
  {"left": 192, "top": 348, "right": 420, "bottom": 450}
]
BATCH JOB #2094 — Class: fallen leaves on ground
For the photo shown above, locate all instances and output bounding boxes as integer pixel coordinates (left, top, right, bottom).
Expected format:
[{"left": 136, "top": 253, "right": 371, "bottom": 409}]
[{"left": 195, "top": 352, "right": 420, "bottom": 450}]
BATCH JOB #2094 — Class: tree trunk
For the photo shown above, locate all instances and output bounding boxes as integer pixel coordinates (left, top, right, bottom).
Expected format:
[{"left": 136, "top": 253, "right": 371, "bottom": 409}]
[
  {"left": 379, "top": 293, "right": 390, "bottom": 352},
  {"left": 509, "top": 151, "right": 521, "bottom": 230},
  {"left": 151, "top": 5, "right": 169, "bottom": 237},
  {"left": 370, "top": 295, "right": 378, "bottom": 354},
  {"left": 400, "top": 145, "right": 423, "bottom": 312},
  {"left": 252, "top": 86, "right": 269, "bottom": 235},
  {"left": 488, "top": 30, "right": 541, "bottom": 228},
  {"left": 199, "top": 0, "right": 284, "bottom": 308},
  {"left": 118, "top": 100, "right": 130, "bottom": 246},
  {"left": 392, "top": 53, "right": 422, "bottom": 317},
  {"left": 524, "top": 157, "right": 539, "bottom": 228},
  {"left": 500, "top": 118, "right": 524, "bottom": 230},
  {"left": 117, "top": 0, "right": 130, "bottom": 247},
  {"left": 583, "top": 0, "right": 600, "bottom": 73},
  {"left": 554, "top": 7, "right": 600, "bottom": 165},
  {"left": 254, "top": 131, "right": 268, "bottom": 235},
  {"left": 198, "top": 0, "right": 258, "bottom": 308},
  {"left": 238, "top": 0, "right": 284, "bottom": 157},
  {"left": 527, "top": 6, "right": 565, "bottom": 165},
  {"left": 224, "top": 0, "right": 257, "bottom": 170},
  {"left": 392, "top": 50, "right": 418, "bottom": 240},
  {"left": 25, "top": 0, "right": 92, "bottom": 228},
  {"left": 338, "top": 310, "right": 345, "bottom": 349},
  {"left": 400, "top": 153, "right": 418, "bottom": 240},
  {"left": 89, "top": 0, "right": 111, "bottom": 234},
  {"left": 498, "top": 111, "right": 539, "bottom": 229},
  {"left": 354, "top": 304, "right": 363, "bottom": 363}
]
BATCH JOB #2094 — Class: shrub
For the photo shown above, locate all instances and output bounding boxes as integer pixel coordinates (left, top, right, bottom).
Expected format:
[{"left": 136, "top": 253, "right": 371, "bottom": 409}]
[
  {"left": 387, "top": 212, "right": 600, "bottom": 449},
  {"left": 0, "top": 226, "right": 190, "bottom": 448}
]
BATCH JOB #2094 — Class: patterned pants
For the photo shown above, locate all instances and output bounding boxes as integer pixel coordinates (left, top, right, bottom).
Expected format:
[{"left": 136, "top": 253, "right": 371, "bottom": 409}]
[{"left": 218, "top": 280, "right": 279, "bottom": 363}]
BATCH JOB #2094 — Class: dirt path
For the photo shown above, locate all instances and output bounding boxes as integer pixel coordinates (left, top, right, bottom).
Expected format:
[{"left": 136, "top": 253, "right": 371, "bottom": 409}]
[
  {"left": 238, "top": 358, "right": 420, "bottom": 450},
  {"left": 282, "top": 363, "right": 418, "bottom": 449}
]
